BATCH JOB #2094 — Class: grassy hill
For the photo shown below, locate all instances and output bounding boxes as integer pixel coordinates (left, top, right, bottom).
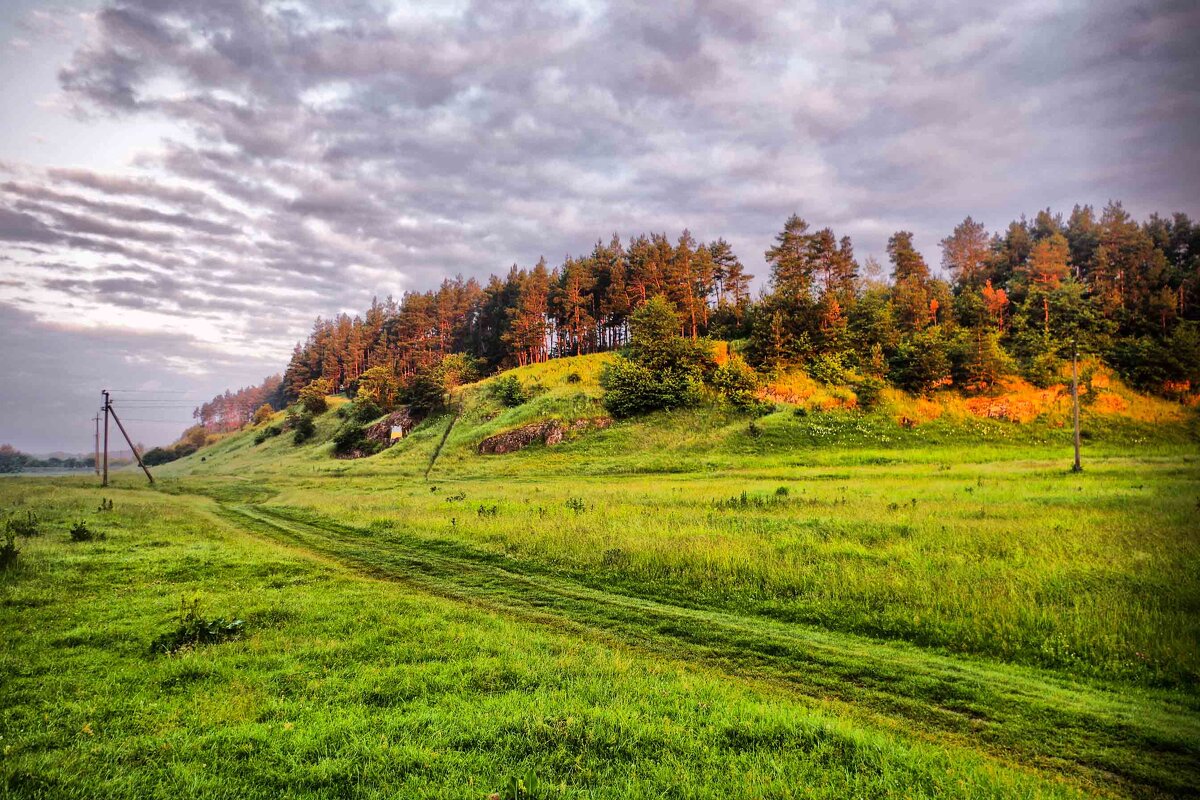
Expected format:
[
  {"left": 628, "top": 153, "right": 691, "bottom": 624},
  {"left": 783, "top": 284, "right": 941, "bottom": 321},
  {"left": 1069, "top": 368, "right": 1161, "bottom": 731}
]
[
  {"left": 160, "top": 352, "right": 1196, "bottom": 484},
  {"left": 3, "top": 355, "right": 1199, "bottom": 797}
]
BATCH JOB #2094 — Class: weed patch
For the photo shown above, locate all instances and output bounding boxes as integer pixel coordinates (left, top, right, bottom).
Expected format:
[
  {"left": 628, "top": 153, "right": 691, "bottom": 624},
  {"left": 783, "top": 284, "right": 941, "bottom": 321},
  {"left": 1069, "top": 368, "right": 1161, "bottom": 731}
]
[
  {"left": 4, "top": 510, "right": 40, "bottom": 537},
  {"left": 150, "top": 597, "right": 245, "bottom": 655},
  {"left": 0, "top": 532, "right": 18, "bottom": 569},
  {"left": 68, "top": 521, "right": 103, "bottom": 542}
]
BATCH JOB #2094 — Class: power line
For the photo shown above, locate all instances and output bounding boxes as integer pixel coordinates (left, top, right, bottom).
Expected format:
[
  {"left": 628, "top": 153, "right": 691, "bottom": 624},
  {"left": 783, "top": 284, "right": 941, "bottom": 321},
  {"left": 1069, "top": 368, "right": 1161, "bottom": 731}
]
[{"left": 105, "top": 389, "right": 191, "bottom": 394}]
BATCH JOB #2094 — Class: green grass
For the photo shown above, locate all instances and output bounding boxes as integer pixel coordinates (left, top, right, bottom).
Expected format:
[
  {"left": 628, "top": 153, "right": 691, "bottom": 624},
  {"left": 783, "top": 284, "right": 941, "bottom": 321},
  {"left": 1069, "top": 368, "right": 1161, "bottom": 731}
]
[
  {"left": 2, "top": 485, "right": 1091, "bottom": 799},
  {"left": 4, "top": 354, "right": 1199, "bottom": 797}
]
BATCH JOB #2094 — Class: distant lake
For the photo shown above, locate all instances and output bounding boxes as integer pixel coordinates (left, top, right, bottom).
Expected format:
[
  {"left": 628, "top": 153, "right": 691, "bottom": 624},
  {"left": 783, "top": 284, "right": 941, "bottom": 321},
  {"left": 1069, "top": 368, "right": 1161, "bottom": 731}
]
[{"left": 0, "top": 468, "right": 96, "bottom": 478}]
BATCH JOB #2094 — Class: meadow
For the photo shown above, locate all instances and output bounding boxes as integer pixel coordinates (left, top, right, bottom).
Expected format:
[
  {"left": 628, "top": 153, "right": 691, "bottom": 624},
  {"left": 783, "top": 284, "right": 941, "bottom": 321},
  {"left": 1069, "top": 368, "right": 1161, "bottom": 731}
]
[{"left": 2, "top": 357, "right": 1198, "bottom": 798}]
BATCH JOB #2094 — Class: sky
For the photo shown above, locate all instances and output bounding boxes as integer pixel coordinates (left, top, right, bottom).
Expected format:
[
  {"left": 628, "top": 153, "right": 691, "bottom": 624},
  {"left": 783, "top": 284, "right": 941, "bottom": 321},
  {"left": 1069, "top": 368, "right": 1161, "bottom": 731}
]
[{"left": 0, "top": 0, "right": 1197, "bottom": 453}]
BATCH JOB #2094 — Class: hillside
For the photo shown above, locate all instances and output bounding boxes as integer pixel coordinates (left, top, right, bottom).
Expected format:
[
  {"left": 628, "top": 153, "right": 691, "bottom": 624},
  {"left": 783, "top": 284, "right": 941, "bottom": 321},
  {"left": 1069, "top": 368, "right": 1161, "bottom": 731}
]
[{"left": 159, "top": 352, "right": 1197, "bottom": 484}]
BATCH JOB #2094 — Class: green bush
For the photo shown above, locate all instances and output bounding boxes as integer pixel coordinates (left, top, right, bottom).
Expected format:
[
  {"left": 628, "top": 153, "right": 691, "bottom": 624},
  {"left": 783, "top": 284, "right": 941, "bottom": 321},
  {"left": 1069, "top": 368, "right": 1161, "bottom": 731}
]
[
  {"left": 339, "top": 399, "right": 383, "bottom": 423},
  {"left": 492, "top": 375, "right": 528, "bottom": 407},
  {"left": 0, "top": 533, "right": 18, "bottom": 569},
  {"left": 69, "top": 521, "right": 101, "bottom": 542},
  {"left": 807, "top": 351, "right": 850, "bottom": 385},
  {"left": 601, "top": 296, "right": 710, "bottom": 417},
  {"left": 151, "top": 597, "right": 244, "bottom": 655},
  {"left": 5, "top": 511, "right": 40, "bottom": 538},
  {"left": 298, "top": 379, "right": 331, "bottom": 415},
  {"left": 890, "top": 328, "right": 951, "bottom": 394},
  {"left": 853, "top": 376, "right": 886, "bottom": 411},
  {"left": 332, "top": 421, "right": 383, "bottom": 457},
  {"left": 1110, "top": 323, "right": 1200, "bottom": 395},
  {"left": 142, "top": 447, "right": 176, "bottom": 466},
  {"left": 601, "top": 358, "right": 702, "bottom": 418},
  {"left": 253, "top": 424, "right": 283, "bottom": 445},
  {"left": 292, "top": 414, "right": 316, "bottom": 445},
  {"left": 401, "top": 369, "right": 446, "bottom": 416},
  {"left": 1023, "top": 351, "right": 1060, "bottom": 389},
  {"left": 712, "top": 356, "right": 760, "bottom": 409}
]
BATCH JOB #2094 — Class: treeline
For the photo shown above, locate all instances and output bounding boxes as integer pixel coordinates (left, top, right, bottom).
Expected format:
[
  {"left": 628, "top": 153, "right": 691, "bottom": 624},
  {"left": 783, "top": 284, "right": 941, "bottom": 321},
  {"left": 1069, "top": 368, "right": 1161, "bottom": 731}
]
[
  {"left": 192, "top": 375, "right": 284, "bottom": 433},
  {"left": 0, "top": 445, "right": 96, "bottom": 473},
  {"left": 281, "top": 233, "right": 752, "bottom": 398},
  {"left": 274, "top": 201, "right": 1198, "bottom": 408}
]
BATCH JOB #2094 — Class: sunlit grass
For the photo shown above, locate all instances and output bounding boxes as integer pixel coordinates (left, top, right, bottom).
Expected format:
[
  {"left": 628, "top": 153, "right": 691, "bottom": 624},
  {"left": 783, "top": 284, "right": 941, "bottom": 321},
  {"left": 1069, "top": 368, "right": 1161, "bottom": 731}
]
[
  {"left": 12, "top": 353, "right": 1196, "bottom": 796},
  {"left": 1, "top": 485, "right": 1087, "bottom": 798}
]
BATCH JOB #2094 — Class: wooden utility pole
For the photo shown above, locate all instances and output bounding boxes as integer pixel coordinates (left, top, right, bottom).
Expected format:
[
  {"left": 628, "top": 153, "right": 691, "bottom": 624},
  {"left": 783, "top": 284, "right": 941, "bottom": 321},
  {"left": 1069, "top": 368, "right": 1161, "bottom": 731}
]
[
  {"left": 100, "top": 390, "right": 155, "bottom": 485},
  {"left": 102, "top": 391, "right": 110, "bottom": 487},
  {"left": 93, "top": 413, "right": 101, "bottom": 476},
  {"left": 1071, "top": 341, "right": 1082, "bottom": 473}
]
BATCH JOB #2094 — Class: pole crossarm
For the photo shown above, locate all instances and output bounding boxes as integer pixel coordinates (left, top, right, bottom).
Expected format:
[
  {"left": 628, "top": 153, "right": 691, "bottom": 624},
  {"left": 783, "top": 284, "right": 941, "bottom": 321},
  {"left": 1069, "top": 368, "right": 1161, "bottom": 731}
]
[{"left": 100, "top": 390, "right": 155, "bottom": 485}]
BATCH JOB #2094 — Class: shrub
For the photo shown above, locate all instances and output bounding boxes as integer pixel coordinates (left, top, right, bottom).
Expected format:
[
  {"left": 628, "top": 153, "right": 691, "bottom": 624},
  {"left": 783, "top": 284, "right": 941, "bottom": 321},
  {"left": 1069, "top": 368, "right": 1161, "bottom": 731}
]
[
  {"left": 0, "top": 533, "right": 18, "bottom": 569},
  {"left": 292, "top": 414, "right": 316, "bottom": 445},
  {"left": 355, "top": 399, "right": 383, "bottom": 422},
  {"left": 807, "top": 352, "right": 850, "bottom": 385},
  {"left": 69, "top": 521, "right": 101, "bottom": 542},
  {"left": 952, "top": 327, "right": 1013, "bottom": 393},
  {"left": 1110, "top": 323, "right": 1200, "bottom": 396},
  {"left": 151, "top": 597, "right": 244, "bottom": 655},
  {"left": 492, "top": 375, "right": 528, "bottom": 407},
  {"left": 853, "top": 376, "right": 886, "bottom": 411},
  {"left": 601, "top": 297, "right": 709, "bottom": 417},
  {"left": 355, "top": 365, "right": 400, "bottom": 408},
  {"left": 332, "top": 421, "right": 382, "bottom": 457},
  {"left": 713, "top": 490, "right": 788, "bottom": 510},
  {"left": 339, "top": 399, "right": 383, "bottom": 424},
  {"left": 181, "top": 425, "right": 209, "bottom": 450},
  {"left": 890, "top": 328, "right": 952, "bottom": 394},
  {"left": 5, "top": 510, "right": 40, "bottom": 538},
  {"left": 251, "top": 403, "right": 275, "bottom": 426},
  {"left": 298, "top": 378, "right": 332, "bottom": 415},
  {"left": 437, "top": 353, "right": 481, "bottom": 391},
  {"left": 601, "top": 358, "right": 701, "bottom": 418},
  {"left": 253, "top": 424, "right": 282, "bottom": 445},
  {"left": 401, "top": 369, "right": 446, "bottom": 416},
  {"left": 142, "top": 447, "right": 176, "bottom": 466},
  {"left": 1023, "top": 351, "right": 1060, "bottom": 389},
  {"left": 712, "top": 356, "right": 760, "bottom": 409}
]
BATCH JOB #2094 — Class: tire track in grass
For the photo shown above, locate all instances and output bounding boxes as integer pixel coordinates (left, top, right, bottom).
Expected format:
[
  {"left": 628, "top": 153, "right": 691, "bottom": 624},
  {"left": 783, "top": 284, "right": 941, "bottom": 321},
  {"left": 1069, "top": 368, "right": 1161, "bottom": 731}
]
[
  {"left": 424, "top": 406, "right": 461, "bottom": 480},
  {"left": 217, "top": 501, "right": 1200, "bottom": 799}
]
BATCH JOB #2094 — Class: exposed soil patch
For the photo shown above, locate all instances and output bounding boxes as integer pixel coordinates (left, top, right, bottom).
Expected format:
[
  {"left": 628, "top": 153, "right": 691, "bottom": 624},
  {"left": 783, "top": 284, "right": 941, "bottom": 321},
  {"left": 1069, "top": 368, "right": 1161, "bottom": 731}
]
[
  {"left": 368, "top": 408, "right": 421, "bottom": 444},
  {"left": 478, "top": 417, "right": 611, "bottom": 455}
]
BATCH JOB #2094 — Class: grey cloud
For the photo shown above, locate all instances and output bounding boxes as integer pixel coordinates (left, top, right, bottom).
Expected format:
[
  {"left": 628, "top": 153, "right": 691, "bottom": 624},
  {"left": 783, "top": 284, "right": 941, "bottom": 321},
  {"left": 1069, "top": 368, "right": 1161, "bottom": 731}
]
[
  {"left": 1, "top": 182, "right": 242, "bottom": 236},
  {"left": 0, "top": 302, "right": 279, "bottom": 453},
  {"left": 0, "top": 206, "right": 63, "bottom": 243},
  {"left": 1, "top": 0, "right": 1196, "bottom": 451}
]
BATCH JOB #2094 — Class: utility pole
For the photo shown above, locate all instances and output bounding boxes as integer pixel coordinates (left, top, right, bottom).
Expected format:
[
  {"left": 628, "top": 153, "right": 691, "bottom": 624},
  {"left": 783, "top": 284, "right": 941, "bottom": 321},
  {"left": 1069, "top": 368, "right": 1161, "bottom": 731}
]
[
  {"left": 93, "top": 413, "right": 101, "bottom": 476},
  {"left": 102, "top": 391, "right": 110, "bottom": 487},
  {"left": 1071, "top": 340, "right": 1082, "bottom": 473},
  {"left": 100, "top": 390, "right": 155, "bottom": 485}
]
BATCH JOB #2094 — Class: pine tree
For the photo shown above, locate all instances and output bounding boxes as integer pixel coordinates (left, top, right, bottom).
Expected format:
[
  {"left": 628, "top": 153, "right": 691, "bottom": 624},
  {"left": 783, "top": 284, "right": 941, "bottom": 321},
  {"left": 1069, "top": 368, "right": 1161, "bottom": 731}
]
[{"left": 940, "top": 217, "right": 990, "bottom": 289}]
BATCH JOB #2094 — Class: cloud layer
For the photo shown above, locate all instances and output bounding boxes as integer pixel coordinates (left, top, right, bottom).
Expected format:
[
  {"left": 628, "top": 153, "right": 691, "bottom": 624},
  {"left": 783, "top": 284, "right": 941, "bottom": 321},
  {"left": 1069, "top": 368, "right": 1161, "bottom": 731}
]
[{"left": 1, "top": 0, "right": 1197, "bottom": 450}]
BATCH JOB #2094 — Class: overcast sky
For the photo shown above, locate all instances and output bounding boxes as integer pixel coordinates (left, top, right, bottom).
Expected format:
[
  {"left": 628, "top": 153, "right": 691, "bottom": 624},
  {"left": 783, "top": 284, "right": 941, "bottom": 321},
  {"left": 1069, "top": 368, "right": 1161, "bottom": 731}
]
[{"left": 1, "top": 0, "right": 1197, "bottom": 453}]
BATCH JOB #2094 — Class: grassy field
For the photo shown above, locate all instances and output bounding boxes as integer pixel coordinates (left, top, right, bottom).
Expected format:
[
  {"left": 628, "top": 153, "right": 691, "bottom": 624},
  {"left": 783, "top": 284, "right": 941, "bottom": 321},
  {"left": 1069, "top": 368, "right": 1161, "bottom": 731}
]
[{"left": 3, "top": 356, "right": 1199, "bottom": 797}]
